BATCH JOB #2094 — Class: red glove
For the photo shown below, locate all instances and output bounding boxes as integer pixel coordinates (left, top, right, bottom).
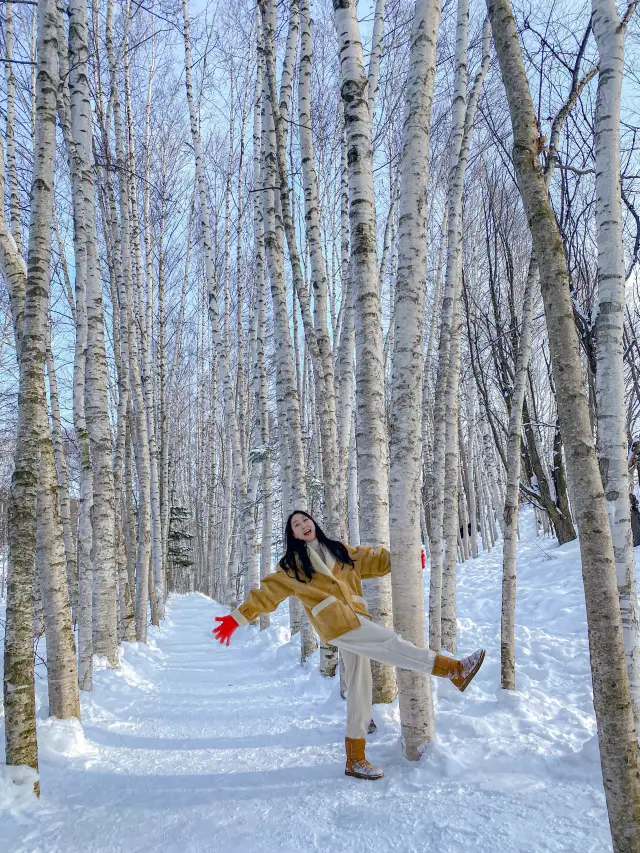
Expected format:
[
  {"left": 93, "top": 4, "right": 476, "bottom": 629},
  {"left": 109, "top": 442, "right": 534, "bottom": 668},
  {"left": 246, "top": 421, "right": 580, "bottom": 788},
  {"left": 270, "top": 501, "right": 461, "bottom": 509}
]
[{"left": 213, "top": 614, "right": 239, "bottom": 646}]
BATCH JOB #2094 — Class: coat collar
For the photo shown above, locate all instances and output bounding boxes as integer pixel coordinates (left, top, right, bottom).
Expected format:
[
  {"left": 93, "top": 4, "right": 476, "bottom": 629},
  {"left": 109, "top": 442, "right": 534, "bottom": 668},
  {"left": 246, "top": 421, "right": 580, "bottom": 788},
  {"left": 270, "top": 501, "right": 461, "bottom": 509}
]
[{"left": 306, "top": 541, "right": 337, "bottom": 578}]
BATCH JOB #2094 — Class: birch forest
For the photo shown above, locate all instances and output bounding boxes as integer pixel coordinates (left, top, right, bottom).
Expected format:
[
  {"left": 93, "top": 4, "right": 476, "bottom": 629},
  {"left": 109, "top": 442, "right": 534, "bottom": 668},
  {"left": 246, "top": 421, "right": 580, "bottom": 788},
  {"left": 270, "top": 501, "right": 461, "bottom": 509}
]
[{"left": 2, "top": 0, "right": 640, "bottom": 849}]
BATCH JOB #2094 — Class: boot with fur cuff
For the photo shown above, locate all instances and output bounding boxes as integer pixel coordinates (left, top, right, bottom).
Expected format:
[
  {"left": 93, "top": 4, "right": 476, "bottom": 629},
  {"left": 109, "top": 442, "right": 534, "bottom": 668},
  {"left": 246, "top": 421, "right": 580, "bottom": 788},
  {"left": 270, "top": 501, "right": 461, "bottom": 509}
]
[
  {"left": 345, "top": 737, "right": 384, "bottom": 780},
  {"left": 432, "top": 648, "right": 485, "bottom": 692}
]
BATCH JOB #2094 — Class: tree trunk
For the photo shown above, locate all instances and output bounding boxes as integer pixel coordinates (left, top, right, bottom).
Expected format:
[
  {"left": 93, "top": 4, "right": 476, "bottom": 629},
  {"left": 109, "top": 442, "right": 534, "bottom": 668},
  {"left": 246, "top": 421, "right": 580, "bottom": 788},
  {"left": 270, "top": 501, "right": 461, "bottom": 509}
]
[
  {"left": 592, "top": 0, "right": 640, "bottom": 732},
  {"left": 335, "top": 108, "right": 356, "bottom": 541},
  {"left": 182, "top": 0, "right": 251, "bottom": 612},
  {"left": 69, "top": 0, "right": 117, "bottom": 667},
  {"left": 465, "top": 389, "right": 479, "bottom": 558},
  {"left": 440, "top": 10, "right": 491, "bottom": 654},
  {"left": 367, "top": 0, "right": 386, "bottom": 123},
  {"left": 334, "top": 0, "right": 395, "bottom": 704},
  {"left": 45, "top": 329, "right": 77, "bottom": 614},
  {"left": 299, "top": 0, "right": 340, "bottom": 543},
  {"left": 501, "top": 259, "right": 537, "bottom": 690},
  {"left": 389, "top": 0, "right": 441, "bottom": 759},
  {"left": 36, "top": 406, "right": 80, "bottom": 719},
  {"left": 3, "top": 0, "right": 60, "bottom": 784},
  {"left": 428, "top": 0, "right": 470, "bottom": 651},
  {"left": 487, "top": 1, "right": 640, "bottom": 848}
]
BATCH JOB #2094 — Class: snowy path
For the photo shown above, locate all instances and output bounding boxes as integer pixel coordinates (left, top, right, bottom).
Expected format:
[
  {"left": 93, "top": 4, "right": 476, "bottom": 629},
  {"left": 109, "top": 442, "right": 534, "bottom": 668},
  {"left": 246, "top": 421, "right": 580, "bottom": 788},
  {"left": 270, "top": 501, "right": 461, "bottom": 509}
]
[{"left": 2, "top": 513, "right": 613, "bottom": 852}]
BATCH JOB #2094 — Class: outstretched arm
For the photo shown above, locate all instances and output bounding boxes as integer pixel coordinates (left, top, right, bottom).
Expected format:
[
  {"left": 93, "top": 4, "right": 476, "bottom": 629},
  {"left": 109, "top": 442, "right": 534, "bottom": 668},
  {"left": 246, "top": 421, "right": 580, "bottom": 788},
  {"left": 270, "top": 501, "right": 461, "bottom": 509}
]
[
  {"left": 230, "top": 569, "right": 292, "bottom": 625},
  {"left": 213, "top": 569, "right": 292, "bottom": 645},
  {"left": 354, "top": 545, "right": 391, "bottom": 580}
]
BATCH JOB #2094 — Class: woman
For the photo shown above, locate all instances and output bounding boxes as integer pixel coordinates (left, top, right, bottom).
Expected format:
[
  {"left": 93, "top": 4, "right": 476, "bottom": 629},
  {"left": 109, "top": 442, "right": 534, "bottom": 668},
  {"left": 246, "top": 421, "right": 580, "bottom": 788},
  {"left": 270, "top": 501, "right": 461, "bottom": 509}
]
[{"left": 213, "top": 510, "right": 485, "bottom": 781}]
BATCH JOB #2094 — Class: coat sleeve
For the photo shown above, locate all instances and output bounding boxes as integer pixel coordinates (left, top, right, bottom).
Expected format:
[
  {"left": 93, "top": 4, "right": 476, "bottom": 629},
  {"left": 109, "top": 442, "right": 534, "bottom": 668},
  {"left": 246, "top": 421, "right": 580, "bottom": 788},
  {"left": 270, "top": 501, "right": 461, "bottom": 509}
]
[
  {"left": 230, "top": 568, "right": 292, "bottom": 626},
  {"left": 354, "top": 545, "right": 391, "bottom": 580}
]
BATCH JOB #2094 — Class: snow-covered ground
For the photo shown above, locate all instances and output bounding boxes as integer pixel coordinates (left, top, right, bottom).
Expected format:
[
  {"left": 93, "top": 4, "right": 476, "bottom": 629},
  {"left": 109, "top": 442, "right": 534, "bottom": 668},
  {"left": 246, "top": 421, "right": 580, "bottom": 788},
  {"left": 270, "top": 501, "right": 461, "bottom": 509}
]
[{"left": 0, "top": 509, "right": 615, "bottom": 852}]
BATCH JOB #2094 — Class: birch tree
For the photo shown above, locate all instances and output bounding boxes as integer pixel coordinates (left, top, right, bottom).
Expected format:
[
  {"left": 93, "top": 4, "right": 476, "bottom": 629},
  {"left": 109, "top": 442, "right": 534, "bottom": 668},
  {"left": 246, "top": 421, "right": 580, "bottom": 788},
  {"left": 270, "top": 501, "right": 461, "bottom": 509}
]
[
  {"left": 434, "top": 8, "right": 490, "bottom": 653},
  {"left": 334, "top": 0, "right": 395, "bottom": 703},
  {"left": 487, "top": 0, "right": 640, "bottom": 847},
  {"left": 501, "top": 33, "right": 598, "bottom": 688},
  {"left": 591, "top": 0, "right": 640, "bottom": 732},
  {"left": 389, "top": 0, "right": 442, "bottom": 759},
  {"left": 67, "top": 0, "right": 118, "bottom": 672},
  {"left": 428, "top": 0, "right": 470, "bottom": 652},
  {"left": 501, "top": 259, "right": 537, "bottom": 689},
  {"left": 3, "top": 0, "right": 60, "bottom": 782}
]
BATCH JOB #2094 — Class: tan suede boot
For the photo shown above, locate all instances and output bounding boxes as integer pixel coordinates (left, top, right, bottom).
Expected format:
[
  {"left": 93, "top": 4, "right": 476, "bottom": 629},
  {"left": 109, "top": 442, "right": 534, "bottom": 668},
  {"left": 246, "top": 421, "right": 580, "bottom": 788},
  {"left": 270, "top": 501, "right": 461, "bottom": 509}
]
[
  {"left": 433, "top": 648, "right": 485, "bottom": 692},
  {"left": 345, "top": 737, "right": 384, "bottom": 780}
]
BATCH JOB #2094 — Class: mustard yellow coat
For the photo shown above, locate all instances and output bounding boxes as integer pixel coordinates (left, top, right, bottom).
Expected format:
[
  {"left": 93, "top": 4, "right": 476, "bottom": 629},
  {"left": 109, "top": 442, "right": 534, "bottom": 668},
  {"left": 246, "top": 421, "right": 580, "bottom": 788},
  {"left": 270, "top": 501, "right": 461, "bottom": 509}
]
[{"left": 230, "top": 545, "right": 391, "bottom": 643}]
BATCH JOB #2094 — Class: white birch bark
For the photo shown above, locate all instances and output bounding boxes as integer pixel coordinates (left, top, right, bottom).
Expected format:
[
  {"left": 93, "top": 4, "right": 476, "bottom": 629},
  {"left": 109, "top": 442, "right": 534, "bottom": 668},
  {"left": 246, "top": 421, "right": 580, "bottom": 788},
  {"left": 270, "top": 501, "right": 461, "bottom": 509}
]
[
  {"left": 500, "top": 55, "right": 592, "bottom": 688},
  {"left": 487, "top": 0, "right": 640, "bottom": 846},
  {"left": 3, "top": 2, "right": 22, "bottom": 250},
  {"left": 256, "top": 0, "right": 310, "bottom": 658},
  {"left": 182, "top": 0, "right": 251, "bottom": 612},
  {"left": 501, "top": 259, "right": 537, "bottom": 690},
  {"left": 260, "top": 4, "right": 332, "bottom": 527},
  {"left": 45, "top": 328, "right": 77, "bottom": 612},
  {"left": 428, "top": 0, "right": 469, "bottom": 651},
  {"left": 299, "top": 0, "right": 340, "bottom": 540},
  {"left": 334, "top": 0, "right": 395, "bottom": 703},
  {"left": 57, "top": 0, "right": 94, "bottom": 685},
  {"left": 347, "top": 416, "right": 360, "bottom": 544},
  {"left": 3, "top": 0, "right": 59, "bottom": 779},
  {"left": 68, "top": 0, "right": 117, "bottom": 670},
  {"left": 436, "top": 11, "right": 490, "bottom": 652},
  {"left": 104, "top": 0, "right": 149, "bottom": 643},
  {"left": 389, "top": 0, "right": 441, "bottom": 759},
  {"left": 258, "top": 0, "right": 307, "bottom": 512},
  {"left": 458, "top": 455, "right": 470, "bottom": 561},
  {"left": 278, "top": 0, "right": 299, "bottom": 126},
  {"left": 483, "top": 427, "right": 503, "bottom": 535},
  {"left": 336, "top": 108, "right": 355, "bottom": 540},
  {"left": 253, "top": 51, "right": 273, "bottom": 628},
  {"left": 592, "top": 0, "right": 640, "bottom": 733},
  {"left": 102, "top": 178, "right": 135, "bottom": 643},
  {"left": 422, "top": 213, "right": 447, "bottom": 539},
  {"left": 125, "top": 21, "right": 164, "bottom": 624},
  {"left": 255, "top": 197, "right": 273, "bottom": 629},
  {"left": 367, "top": 0, "right": 386, "bottom": 123},
  {"left": 36, "top": 402, "right": 80, "bottom": 719},
  {"left": 465, "top": 388, "right": 478, "bottom": 558}
]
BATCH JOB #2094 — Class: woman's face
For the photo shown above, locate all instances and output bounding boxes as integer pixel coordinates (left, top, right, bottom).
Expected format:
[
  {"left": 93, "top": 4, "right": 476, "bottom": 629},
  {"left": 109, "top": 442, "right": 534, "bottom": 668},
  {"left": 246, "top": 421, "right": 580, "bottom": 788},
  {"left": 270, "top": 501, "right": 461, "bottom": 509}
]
[{"left": 291, "top": 513, "right": 317, "bottom": 542}]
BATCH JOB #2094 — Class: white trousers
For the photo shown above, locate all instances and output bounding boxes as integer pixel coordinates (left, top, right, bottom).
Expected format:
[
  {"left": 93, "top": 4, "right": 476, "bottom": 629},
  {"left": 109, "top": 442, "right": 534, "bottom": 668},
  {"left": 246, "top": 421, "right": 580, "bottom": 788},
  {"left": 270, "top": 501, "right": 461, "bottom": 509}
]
[{"left": 334, "top": 616, "right": 437, "bottom": 739}]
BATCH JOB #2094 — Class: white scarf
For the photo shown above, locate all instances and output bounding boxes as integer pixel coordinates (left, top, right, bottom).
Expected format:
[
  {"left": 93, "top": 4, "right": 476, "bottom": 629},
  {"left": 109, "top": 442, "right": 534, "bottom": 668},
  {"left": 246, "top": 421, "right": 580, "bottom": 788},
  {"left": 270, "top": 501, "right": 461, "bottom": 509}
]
[{"left": 306, "top": 538, "right": 336, "bottom": 578}]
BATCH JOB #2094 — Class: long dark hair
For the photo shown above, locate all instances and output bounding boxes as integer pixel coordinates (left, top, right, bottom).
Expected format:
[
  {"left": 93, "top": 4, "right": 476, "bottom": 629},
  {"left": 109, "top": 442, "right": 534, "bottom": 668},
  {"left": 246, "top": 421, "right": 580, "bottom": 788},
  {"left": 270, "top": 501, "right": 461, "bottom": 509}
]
[{"left": 280, "top": 510, "right": 354, "bottom": 582}]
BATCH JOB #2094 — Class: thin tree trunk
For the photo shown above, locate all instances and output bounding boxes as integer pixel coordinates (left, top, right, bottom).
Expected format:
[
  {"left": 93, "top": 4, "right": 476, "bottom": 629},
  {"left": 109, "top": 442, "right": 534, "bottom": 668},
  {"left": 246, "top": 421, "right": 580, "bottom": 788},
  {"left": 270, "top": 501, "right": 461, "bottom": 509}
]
[
  {"left": 3, "top": 0, "right": 60, "bottom": 783},
  {"left": 428, "top": 0, "right": 469, "bottom": 651},
  {"left": 127, "top": 21, "right": 163, "bottom": 624},
  {"left": 389, "top": 0, "right": 441, "bottom": 759},
  {"left": 299, "top": 0, "right": 340, "bottom": 540},
  {"left": 336, "top": 107, "right": 355, "bottom": 540},
  {"left": 334, "top": 0, "right": 395, "bottom": 704},
  {"left": 36, "top": 404, "right": 80, "bottom": 719},
  {"left": 441, "top": 11, "right": 491, "bottom": 653},
  {"left": 487, "top": 1, "right": 640, "bottom": 848},
  {"left": 592, "top": 0, "right": 640, "bottom": 732},
  {"left": 3, "top": 2, "right": 21, "bottom": 252},
  {"left": 70, "top": 0, "right": 117, "bottom": 667},
  {"left": 45, "top": 327, "right": 77, "bottom": 613},
  {"left": 465, "top": 389, "right": 478, "bottom": 558},
  {"left": 501, "top": 259, "right": 537, "bottom": 689},
  {"left": 182, "top": 0, "right": 251, "bottom": 614},
  {"left": 367, "top": 0, "right": 386, "bottom": 123}
]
